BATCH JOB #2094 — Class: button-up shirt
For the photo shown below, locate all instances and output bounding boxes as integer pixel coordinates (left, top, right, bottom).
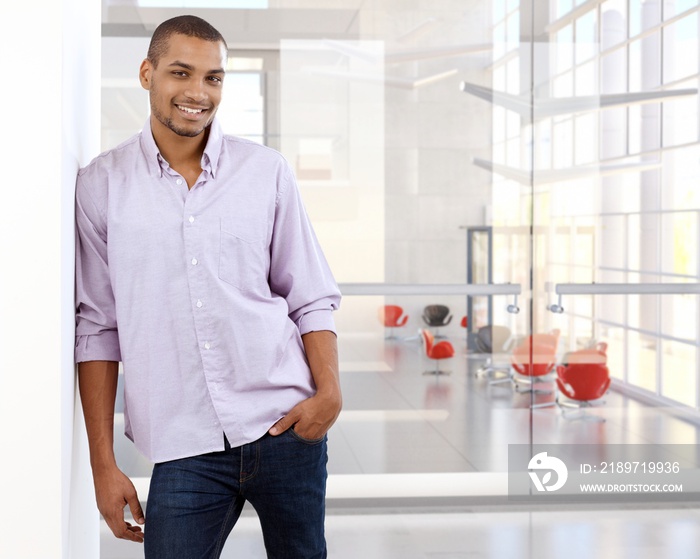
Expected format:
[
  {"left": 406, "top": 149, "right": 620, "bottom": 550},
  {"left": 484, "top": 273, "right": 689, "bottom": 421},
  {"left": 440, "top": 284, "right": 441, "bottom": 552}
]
[{"left": 75, "top": 118, "right": 341, "bottom": 463}]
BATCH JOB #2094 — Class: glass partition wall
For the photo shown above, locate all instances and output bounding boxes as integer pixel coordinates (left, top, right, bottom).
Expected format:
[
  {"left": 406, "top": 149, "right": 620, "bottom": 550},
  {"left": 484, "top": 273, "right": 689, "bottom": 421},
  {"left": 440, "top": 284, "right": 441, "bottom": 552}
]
[{"left": 101, "top": 0, "right": 700, "bottom": 555}]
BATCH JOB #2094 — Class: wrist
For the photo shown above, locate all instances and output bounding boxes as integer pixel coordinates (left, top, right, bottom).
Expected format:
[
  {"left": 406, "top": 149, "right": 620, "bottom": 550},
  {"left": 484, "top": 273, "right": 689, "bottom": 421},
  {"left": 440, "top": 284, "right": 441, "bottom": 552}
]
[
  {"left": 90, "top": 451, "right": 118, "bottom": 474},
  {"left": 315, "top": 385, "right": 342, "bottom": 407}
]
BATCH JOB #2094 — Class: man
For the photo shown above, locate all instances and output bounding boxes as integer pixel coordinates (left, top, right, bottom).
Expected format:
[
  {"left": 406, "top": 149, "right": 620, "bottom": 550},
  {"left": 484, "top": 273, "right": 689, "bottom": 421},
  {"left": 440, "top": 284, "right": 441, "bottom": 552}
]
[{"left": 75, "top": 15, "right": 342, "bottom": 559}]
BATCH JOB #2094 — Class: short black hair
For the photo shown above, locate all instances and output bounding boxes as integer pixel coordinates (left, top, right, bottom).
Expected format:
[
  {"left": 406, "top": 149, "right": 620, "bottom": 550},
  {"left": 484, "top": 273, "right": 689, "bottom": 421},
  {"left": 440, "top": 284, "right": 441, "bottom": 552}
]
[{"left": 147, "top": 15, "right": 227, "bottom": 67}]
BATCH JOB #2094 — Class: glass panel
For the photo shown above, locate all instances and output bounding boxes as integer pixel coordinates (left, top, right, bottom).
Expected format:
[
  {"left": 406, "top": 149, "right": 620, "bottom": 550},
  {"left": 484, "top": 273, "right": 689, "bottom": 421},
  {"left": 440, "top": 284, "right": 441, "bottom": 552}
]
[
  {"left": 534, "top": 0, "right": 700, "bottom": 546},
  {"left": 100, "top": 0, "right": 530, "bottom": 530},
  {"left": 216, "top": 72, "right": 264, "bottom": 144},
  {"left": 628, "top": 329, "right": 658, "bottom": 392},
  {"left": 575, "top": 60, "right": 597, "bottom": 95},
  {"left": 663, "top": 13, "right": 698, "bottom": 83},
  {"left": 604, "top": 325, "right": 626, "bottom": 380},
  {"left": 556, "top": 0, "right": 574, "bottom": 20},
  {"left": 661, "top": 212, "right": 698, "bottom": 278},
  {"left": 555, "top": 25, "right": 574, "bottom": 73},
  {"left": 662, "top": 83, "right": 699, "bottom": 147},
  {"left": 665, "top": 0, "right": 699, "bottom": 18},
  {"left": 97, "top": 0, "right": 700, "bottom": 554},
  {"left": 575, "top": 10, "right": 597, "bottom": 63},
  {"left": 601, "top": 0, "right": 628, "bottom": 49},
  {"left": 661, "top": 340, "right": 697, "bottom": 407},
  {"left": 631, "top": 0, "right": 661, "bottom": 37}
]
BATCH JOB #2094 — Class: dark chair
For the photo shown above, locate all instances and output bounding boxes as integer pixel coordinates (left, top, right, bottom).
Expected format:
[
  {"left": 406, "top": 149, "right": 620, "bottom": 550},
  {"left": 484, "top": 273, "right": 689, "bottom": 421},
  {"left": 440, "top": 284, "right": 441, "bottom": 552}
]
[
  {"left": 420, "top": 329, "right": 455, "bottom": 375},
  {"left": 378, "top": 305, "right": 408, "bottom": 339},
  {"left": 471, "top": 325, "right": 513, "bottom": 380},
  {"left": 422, "top": 304, "right": 452, "bottom": 338}
]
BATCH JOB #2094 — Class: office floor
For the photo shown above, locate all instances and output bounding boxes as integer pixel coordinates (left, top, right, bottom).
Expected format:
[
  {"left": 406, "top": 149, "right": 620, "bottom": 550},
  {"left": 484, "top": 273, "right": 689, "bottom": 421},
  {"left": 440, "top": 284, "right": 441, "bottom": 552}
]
[
  {"left": 106, "top": 330, "right": 700, "bottom": 558},
  {"left": 102, "top": 506, "right": 700, "bottom": 559}
]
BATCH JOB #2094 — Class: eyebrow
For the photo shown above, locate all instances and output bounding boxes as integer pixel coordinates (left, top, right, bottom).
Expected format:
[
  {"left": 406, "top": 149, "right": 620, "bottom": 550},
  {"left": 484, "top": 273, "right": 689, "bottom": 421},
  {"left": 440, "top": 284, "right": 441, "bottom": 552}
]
[{"left": 168, "top": 61, "right": 225, "bottom": 75}]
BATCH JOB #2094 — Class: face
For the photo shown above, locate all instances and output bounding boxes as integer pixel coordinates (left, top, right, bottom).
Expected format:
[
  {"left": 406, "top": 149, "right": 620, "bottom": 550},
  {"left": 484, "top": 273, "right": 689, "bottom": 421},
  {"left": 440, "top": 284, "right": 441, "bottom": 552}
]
[{"left": 139, "top": 34, "right": 227, "bottom": 139}]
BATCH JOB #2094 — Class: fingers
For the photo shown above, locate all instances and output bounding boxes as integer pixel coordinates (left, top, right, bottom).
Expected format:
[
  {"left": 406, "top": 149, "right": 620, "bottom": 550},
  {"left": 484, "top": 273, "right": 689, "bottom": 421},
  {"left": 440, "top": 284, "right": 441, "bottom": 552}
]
[
  {"left": 269, "top": 406, "right": 301, "bottom": 436},
  {"left": 268, "top": 415, "right": 291, "bottom": 436},
  {"left": 127, "top": 491, "right": 146, "bottom": 526},
  {"left": 99, "top": 476, "right": 145, "bottom": 543},
  {"left": 104, "top": 511, "right": 144, "bottom": 543}
]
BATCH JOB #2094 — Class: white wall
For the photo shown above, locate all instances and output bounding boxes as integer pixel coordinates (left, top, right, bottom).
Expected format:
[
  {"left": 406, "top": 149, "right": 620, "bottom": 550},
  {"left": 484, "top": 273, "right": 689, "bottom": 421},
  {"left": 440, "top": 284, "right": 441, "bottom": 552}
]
[{"left": 0, "top": 0, "right": 101, "bottom": 557}]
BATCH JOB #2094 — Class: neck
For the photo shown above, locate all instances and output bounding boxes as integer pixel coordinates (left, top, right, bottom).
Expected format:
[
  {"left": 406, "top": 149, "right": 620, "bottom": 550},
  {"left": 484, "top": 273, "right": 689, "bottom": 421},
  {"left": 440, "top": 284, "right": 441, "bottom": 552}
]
[{"left": 150, "top": 116, "right": 210, "bottom": 168}]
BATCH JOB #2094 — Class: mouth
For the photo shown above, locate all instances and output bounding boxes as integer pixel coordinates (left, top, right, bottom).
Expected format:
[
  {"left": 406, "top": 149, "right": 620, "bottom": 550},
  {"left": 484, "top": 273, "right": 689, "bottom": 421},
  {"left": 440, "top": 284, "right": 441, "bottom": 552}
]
[{"left": 176, "top": 104, "right": 208, "bottom": 119}]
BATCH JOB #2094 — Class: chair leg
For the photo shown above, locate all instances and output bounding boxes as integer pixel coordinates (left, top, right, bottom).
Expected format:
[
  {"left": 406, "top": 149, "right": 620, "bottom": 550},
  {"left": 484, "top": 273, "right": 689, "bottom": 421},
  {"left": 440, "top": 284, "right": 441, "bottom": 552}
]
[
  {"left": 423, "top": 360, "right": 451, "bottom": 375},
  {"left": 478, "top": 358, "right": 510, "bottom": 381},
  {"left": 512, "top": 373, "right": 553, "bottom": 395},
  {"left": 531, "top": 401, "right": 556, "bottom": 409},
  {"left": 557, "top": 399, "right": 606, "bottom": 422},
  {"left": 434, "top": 327, "right": 447, "bottom": 339}
]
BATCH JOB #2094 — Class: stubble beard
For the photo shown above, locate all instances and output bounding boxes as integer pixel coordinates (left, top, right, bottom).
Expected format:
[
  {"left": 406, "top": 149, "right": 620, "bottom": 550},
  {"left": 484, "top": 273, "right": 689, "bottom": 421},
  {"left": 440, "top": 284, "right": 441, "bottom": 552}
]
[{"left": 151, "top": 102, "right": 207, "bottom": 138}]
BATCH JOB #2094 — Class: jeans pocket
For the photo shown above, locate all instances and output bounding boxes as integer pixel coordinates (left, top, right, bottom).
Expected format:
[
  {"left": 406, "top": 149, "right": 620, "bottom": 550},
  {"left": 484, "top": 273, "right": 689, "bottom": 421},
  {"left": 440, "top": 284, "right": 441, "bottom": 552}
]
[{"left": 289, "top": 428, "right": 326, "bottom": 445}]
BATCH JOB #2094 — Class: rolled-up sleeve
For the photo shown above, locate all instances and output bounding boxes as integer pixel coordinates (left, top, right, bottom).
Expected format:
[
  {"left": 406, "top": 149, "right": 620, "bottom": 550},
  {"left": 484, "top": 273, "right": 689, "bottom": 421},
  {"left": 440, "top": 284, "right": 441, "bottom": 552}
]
[
  {"left": 74, "top": 174, "right": 121, "bottom": 363},
  {"left": 269, "top": 164, "right": 341, "bottom": 336}
]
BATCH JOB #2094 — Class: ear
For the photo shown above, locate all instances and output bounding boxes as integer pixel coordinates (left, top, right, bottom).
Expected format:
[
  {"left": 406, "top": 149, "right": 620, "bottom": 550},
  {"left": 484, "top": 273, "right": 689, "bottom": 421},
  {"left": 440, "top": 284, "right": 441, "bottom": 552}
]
[{"left": 139, "top": 58, "right": 153, "bottom": 90}]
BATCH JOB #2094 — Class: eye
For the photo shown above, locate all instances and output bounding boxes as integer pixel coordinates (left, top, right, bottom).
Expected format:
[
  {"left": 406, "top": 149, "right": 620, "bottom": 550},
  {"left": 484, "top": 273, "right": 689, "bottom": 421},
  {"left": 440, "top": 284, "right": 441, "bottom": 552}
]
[
  {"left": 208, "top": 76, "right": 223, "bottom": 84},
  {"left": 172, "top": 71, "right": 188, "bottom": 78}
]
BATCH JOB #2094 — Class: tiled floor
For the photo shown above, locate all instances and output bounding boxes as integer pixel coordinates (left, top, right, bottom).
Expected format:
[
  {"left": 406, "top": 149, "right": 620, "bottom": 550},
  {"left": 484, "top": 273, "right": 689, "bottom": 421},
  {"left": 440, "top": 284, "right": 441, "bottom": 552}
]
[{"left": 105, "top": 330, "right": 700, "bottom": 557}]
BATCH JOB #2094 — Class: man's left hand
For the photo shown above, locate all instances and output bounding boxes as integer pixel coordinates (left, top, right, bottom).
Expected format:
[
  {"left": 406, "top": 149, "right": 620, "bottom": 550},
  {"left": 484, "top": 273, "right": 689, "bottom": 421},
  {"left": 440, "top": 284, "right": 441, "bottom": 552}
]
[{"left": 268, "top": 390, "right": 341, "bottom": 440}]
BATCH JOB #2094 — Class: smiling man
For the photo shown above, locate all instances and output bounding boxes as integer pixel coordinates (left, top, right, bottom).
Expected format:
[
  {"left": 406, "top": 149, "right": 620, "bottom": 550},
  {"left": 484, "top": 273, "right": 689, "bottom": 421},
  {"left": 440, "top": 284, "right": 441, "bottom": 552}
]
[{"left": 75, "top": 15, "right": 341, "bottom": 559}]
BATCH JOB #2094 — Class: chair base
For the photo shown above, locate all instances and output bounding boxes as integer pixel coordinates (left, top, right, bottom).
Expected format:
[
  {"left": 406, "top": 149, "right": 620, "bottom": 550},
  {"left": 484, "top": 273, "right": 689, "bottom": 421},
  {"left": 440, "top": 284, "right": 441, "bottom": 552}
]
[
  {"left": 423, "top": 369, "right": 451, "bottom": 376},
  {"left": 532, "top": 397, "right": 606, "bottom": 421},
  {"left": 477, "top": 358, "right": 510, "bottom": 380},
  {"left": 512, "top": 372, "right": 554, "bottom": 395},
  {"left": 558, "top": 398, "right": 606, "bottom": 422}
]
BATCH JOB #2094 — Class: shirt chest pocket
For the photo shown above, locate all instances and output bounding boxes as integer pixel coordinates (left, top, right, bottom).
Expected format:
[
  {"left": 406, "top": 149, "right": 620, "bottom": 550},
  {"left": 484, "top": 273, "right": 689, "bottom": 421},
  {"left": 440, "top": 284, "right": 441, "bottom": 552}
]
[{"left": 218, "top": 219, "right": 270, "bottom": 292}]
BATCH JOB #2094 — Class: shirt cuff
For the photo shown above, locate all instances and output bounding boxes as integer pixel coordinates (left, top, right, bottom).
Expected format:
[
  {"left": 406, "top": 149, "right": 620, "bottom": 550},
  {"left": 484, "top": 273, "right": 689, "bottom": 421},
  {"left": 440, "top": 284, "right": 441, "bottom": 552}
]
[
  {"left": 75, "top": 331, "right": 122, "bottom": 363},
  {"left": 296, "top": 309, "right": 337, "bottom": 337}
]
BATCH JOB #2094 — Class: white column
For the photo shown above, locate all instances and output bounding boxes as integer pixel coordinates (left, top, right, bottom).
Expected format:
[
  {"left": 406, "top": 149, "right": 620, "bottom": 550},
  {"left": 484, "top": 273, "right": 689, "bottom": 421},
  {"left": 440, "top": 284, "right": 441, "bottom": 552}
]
[
  {"left": 599, "top": 7, "right": 627, "bottom": 328},
  {"left": 0, "top": 0, "right": 101, "bottom": 557},
  {"left": 639, "top": 0, "right": 662, "bottom": 337}
]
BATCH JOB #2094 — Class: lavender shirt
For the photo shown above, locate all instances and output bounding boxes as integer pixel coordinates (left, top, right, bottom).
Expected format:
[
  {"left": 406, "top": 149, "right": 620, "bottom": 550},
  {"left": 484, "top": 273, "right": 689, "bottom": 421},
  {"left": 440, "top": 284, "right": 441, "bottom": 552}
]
[{"left": 75, "top": 118, "right": 341, "bottom": 463}]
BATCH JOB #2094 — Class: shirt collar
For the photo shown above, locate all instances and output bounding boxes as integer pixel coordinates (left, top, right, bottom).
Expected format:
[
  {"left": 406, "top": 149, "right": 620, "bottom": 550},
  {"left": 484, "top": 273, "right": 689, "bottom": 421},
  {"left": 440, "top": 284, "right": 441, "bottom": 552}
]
[{"left": 140, "top": 117, "right": 224, "bottom": 179}]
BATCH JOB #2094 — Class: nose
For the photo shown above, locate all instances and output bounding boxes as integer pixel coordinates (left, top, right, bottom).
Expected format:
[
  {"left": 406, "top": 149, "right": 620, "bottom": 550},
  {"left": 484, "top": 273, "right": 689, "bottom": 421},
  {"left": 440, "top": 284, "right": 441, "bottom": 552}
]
[{"left": 183, "top": 81, "right": 208, "bottom": 103}]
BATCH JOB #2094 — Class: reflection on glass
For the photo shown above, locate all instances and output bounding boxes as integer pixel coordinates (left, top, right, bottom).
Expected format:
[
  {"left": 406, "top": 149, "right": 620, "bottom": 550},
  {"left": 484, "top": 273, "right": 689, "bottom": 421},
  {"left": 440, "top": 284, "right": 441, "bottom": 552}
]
[
  {"left": 662, "top": 340, "right": 697, "bottom": 407},
  {"left": 628, "top": 330, "right": 657, "bottom": 392}
]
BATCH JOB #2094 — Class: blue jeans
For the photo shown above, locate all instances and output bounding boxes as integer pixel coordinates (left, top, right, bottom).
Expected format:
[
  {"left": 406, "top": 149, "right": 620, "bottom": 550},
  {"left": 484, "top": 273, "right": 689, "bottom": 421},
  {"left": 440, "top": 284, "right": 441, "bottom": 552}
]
[{"left": 144, "top": 430, "right": 328, "bottom": 558}]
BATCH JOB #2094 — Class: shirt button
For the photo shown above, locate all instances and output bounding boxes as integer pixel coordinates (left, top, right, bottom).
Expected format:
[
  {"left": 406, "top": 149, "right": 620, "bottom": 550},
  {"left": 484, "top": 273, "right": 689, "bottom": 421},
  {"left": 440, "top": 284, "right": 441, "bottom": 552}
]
[
  {"left": 204, "top": 342, "right": 211, "bottom": 350},
  {"left": 189, "top": 215, "right": 195, "bottom": 223},
  {"left": 176, "top": 179, "right": 183, "bottom": 185},
  {"left": 196, "top": 300, "right": 203, "bottom": 308},
  {"left": 191, "top": 258, "right": 198, "bottom": 265}
]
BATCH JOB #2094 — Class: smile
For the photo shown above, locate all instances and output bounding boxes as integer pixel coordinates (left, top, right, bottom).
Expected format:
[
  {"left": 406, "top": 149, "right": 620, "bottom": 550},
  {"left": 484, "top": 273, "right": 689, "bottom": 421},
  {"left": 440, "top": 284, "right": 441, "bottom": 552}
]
[{"left": 176, "top": 105, "right": 206, "bottom": 115}]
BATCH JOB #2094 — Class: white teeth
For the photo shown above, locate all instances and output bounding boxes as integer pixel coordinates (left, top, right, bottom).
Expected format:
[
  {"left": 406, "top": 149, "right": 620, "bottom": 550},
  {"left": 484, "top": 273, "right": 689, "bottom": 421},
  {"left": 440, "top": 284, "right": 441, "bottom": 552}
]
[{"left": 178, "top": 105, "right": 203, "bottom": 114}]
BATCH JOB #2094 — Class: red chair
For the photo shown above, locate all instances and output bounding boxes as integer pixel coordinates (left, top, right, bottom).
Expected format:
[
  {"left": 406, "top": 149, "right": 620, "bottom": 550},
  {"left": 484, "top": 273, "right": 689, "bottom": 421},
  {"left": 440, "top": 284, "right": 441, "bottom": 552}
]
[
  {"left": 420, "top": 329, "right": 455, "bottom": 375},
  {"left": 494, "top": 329, "right": 560, "bottom": 393},
  {"left": 510, "top": 342, "right": 557, "bottom": 393},
  {"left": 555, "top": 343, "right": 610, "bottom": 421},
  {"left": 512, "top": 342, "right": 558, "bottom": 377},
  {"left": 378, "top": 305, "right": 408, "bottom": 339},
  {"left": 460, "top": 316, "right": 468, "bottom": 328}
]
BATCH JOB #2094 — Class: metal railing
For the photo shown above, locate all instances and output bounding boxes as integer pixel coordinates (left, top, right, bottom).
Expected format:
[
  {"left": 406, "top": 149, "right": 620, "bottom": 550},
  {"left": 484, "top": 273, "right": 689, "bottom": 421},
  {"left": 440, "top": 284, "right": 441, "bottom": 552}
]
[
  {"left": 548, "top": 282, "right": 700, "bottom": 313},
  {"left": 338, "top": 283, "right": 522, "bottom": 313}
]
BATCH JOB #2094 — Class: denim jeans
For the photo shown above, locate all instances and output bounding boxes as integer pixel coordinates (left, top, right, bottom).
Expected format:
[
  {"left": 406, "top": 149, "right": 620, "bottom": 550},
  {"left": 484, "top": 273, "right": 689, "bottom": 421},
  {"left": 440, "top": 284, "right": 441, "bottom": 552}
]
[{"left": 144, "top": 430, "right": 328, "bottom": 558}]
